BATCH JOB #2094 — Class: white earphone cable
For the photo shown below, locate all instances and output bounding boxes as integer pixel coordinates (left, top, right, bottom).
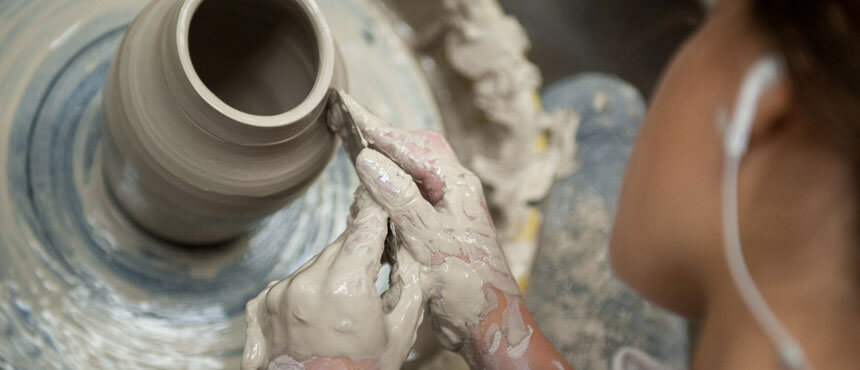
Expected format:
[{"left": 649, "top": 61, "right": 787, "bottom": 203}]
[{"left": 721, "top": 56, "right": 810, "bottom": 370}]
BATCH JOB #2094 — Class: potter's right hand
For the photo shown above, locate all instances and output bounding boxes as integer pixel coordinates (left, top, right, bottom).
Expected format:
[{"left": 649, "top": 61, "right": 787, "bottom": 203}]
[{"left": 333, "top": 94, "right": 519, "bottom": 348}]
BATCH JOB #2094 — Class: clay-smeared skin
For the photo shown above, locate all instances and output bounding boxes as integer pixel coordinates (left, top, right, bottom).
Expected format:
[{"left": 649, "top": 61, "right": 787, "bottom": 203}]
[
  {"left": 244, "top": 92, "right": 570, "bottom": 369},
  {"left": 340, "top": 92, "right": 571, "bottom": 369},
  {"left": 242, "top": 188, "right": 425, "bottom": 370}
]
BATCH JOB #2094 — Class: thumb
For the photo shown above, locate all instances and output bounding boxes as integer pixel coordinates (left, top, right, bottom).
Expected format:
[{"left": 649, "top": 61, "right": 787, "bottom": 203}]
[
  {"left": 380, "top": 247, "right": 426, "bottom": 368},
  {"left": 335, "top": 186, "right": 389, "bottom": 270}
]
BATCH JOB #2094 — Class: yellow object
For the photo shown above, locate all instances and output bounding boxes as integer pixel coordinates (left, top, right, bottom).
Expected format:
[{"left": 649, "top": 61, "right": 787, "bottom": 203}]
[
  {"left": 531, "top": 89, "right": 542, "bottom": 110},
  {"left": 535, "top": 133, "right": 549, "bottom": 152},
  {"left": 517, "top": 207, "right": 541, "bottom": 241},
  {"left": 517, "top": 277, "right": 529, "bottom": 293},
  {"left": 532, "top": 90, "right": 549, "bottom": 152}
]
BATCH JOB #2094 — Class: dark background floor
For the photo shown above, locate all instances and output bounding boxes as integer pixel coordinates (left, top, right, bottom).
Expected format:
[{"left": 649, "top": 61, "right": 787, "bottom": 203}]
[{"left": 498, "top": 0, "right": 706, "bottom": 98}]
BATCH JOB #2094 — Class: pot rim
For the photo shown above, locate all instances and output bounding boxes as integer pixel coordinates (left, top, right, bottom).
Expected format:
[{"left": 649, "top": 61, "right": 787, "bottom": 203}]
[{"left": 175, "top": 0, "right": 336, "bottom": 128}]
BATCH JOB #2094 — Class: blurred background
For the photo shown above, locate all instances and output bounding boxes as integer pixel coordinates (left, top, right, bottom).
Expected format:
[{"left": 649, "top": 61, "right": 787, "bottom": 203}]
[{"left": 499, "top": 0, "right": 707, "bottom": 98}]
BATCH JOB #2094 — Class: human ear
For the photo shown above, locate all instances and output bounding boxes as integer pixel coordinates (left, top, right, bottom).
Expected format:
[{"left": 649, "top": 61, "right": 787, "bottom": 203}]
[{"left": 747, "top": 63, "right": 792, "bottom": 145}]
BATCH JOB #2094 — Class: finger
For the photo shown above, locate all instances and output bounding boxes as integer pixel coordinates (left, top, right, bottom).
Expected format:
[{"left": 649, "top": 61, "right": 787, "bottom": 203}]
[
  {"left": 337, "top": 186, "right": 389, "bottom": 269},
  {"left": 356, "top": 149, "right": 438, "bottom": 231},
  {"left": 332, "top": 90, "right": 449, "bottom": 204},
  {"left": 380, "top": 248, "right": 426, "bottom": 367}
]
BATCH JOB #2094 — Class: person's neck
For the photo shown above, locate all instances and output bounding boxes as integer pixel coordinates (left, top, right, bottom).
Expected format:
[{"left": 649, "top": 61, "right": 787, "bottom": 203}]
[
  {"left": 695, "top": 127, "right": 860, "bottom": 369},
  {"left": 694, "top": 232, "right": 860, "bottom": 369}
]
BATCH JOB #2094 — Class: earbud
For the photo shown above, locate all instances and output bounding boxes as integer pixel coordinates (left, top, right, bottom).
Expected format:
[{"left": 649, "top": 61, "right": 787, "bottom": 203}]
[
  {"left": 720, "top": 55, "right": 811, "bottom": 370},
  {"left": 723, "top": 57, "right": 784, "bottom": 159}
]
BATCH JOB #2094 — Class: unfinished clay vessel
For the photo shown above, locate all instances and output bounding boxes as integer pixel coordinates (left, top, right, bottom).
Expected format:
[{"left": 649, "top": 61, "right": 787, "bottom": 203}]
[{"left": 103, "top": 0, "right": 346, "bottom": 244}]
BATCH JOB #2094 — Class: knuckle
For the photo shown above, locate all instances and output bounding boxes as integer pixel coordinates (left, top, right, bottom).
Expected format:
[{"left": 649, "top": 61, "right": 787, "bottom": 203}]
[
  {"left": 418, "top": 130, "right": 447, "bottom": 143},
  {"left": 452, "top": 170, "right": 482, "bottom": 191},
  {"left": 392, "top": 175, "right": 421, "bottom": 202},
  {"left": 284, "top": 276, "right": 315, "bottom": 304}
]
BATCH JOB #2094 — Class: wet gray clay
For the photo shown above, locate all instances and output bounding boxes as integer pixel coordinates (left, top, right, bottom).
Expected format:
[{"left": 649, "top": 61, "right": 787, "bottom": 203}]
[{"left": 102, "top": 0, "right": 347, "bottom": 244}]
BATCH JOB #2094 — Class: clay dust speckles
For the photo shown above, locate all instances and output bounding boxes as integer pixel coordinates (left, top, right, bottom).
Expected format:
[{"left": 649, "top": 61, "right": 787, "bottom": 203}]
[{"left": 102, "top": 0, "right": 345, "bottom": 244}]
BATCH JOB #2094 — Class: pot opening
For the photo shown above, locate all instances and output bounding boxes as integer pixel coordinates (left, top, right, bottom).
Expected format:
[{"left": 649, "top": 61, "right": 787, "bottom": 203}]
[{"left": 188, "top": 0, "right": 320, "bottom": 116}]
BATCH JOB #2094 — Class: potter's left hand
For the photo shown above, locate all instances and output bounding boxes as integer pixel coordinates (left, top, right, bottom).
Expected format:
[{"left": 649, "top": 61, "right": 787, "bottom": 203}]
[{"left": 241, "top": 187, "right": 425, "bottom": 370}]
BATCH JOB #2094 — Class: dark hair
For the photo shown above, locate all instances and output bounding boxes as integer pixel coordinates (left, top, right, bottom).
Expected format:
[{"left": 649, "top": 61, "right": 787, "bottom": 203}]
[{"left": 751, "top": 0, "right": 860, "bottom": 161}]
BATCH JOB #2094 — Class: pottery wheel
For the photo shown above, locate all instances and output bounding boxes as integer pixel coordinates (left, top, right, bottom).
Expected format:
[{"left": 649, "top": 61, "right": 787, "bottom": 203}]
[{"left": 0, "top": 0, "right": 442, "bottom": 368}]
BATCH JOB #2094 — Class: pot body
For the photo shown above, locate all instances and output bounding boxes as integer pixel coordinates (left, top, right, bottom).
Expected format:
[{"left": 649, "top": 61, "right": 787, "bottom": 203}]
[{"left": 103, "top": 0, "right": 346, "bottom": 244}]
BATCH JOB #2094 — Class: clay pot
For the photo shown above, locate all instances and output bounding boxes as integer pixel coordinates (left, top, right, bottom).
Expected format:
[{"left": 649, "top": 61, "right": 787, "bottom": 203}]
[{"left": 103, "top": 0, "right": 347, "bottom": 245}]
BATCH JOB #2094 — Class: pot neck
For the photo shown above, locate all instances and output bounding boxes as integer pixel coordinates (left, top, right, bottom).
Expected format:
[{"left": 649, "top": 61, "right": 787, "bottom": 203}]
[{"left": 158, "top": 0, "right": 335, "bottom": 147}]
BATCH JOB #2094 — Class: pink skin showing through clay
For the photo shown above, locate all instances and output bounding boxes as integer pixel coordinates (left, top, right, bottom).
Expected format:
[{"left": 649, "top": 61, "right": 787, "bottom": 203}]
[
  {"left": 339, "top": 91, "right": 571, "bottom": 369},
  {"left": 247, "top": 91, "right": 570, "bottom": 369}
]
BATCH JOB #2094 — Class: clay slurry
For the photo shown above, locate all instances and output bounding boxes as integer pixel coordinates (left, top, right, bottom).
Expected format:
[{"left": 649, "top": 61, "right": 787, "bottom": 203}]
[{"left": 189, "top": 0, "right": 319, "bottom": 116}]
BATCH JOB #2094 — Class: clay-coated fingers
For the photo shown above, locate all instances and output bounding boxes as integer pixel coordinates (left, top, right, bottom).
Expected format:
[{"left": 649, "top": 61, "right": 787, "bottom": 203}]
[
  {"left": 414, "top": 130, "right": 459, "bottom": 162},
  {"left": 338, "top": 186, "right": 390, "bottom": 268},
  {"left": 356, "top": 149, "right": 438, "bottom": 235},
  {"left": 333, "top": 90, "right": 450, "bottom": 204},
  {"left": 381, "top": 248, "right": 426, "bottom": 366}
]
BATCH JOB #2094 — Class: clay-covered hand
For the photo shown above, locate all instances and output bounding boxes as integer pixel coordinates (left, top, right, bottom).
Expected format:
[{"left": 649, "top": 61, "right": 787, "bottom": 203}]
[
  {"left": 241, "top": 187, "right": 425, "bottom": 370},
  {"left": 334, "top": 94, "right": 521, "bottom": 352}
]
